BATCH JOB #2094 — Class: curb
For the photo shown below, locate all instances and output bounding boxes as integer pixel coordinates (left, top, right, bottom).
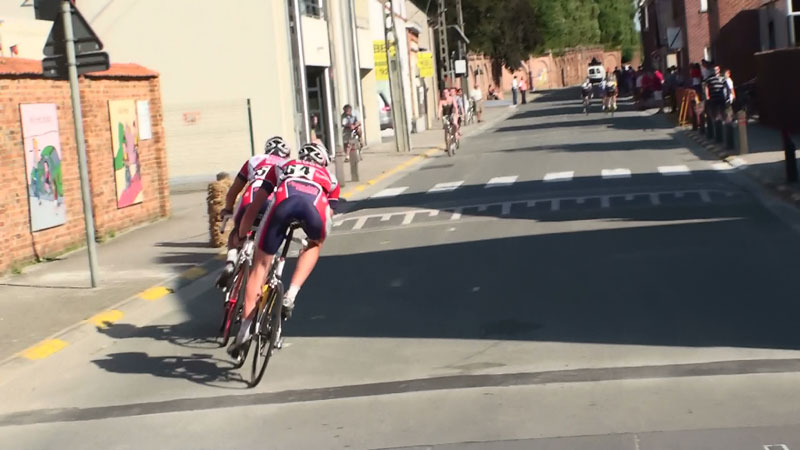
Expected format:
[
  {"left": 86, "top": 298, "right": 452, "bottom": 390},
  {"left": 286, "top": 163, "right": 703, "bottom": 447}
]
[
  {"left": 679, "top": 127, "right": 800, "bottom": 209},
  {"left": 0, "top": 252, "right": 225, "bottom": 371}
]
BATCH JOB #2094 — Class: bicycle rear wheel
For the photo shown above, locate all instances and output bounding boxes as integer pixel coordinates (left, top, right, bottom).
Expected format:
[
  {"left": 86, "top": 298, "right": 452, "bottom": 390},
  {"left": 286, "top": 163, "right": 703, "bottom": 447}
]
[
  {"left": 229, "top": 264, "right": 250, "bottom": 368},
  {"left": 249, "top": 282, "right": 283, "bottom": 387}
]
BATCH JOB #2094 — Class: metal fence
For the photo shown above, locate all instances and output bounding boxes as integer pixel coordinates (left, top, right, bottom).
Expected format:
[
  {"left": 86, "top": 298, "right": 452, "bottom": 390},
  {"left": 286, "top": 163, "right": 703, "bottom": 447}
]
[{"left": 163, "top": 99, "right": 253, "bottom": 184}]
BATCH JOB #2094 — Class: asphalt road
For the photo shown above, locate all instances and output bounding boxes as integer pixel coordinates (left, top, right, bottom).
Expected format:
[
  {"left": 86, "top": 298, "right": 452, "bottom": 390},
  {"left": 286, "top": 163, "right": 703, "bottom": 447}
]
[{"left": 4, "top": 89, "right": 800, "bottom": 449}]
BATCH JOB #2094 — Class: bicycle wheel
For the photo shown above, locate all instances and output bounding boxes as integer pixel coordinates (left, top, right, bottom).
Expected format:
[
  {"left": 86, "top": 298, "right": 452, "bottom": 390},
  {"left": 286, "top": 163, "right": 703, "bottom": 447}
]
[
  {"left": 219, "top": 261, "right": 247, "bottom": 347},
  {"left": 229, "top": 264, "right": 250, "bottom": 368},
  {"left": 249, "top": 282, "right": 283, "bottom": 387},
  {"left": 444, "top": 130, "right": 453, "bottom": 157}
]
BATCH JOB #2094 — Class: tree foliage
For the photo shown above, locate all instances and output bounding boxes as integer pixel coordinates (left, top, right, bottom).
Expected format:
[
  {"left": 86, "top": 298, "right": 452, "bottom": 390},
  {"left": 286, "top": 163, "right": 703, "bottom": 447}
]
[{"left": 411, "top": 0, "right": 638, "bottom": 70}]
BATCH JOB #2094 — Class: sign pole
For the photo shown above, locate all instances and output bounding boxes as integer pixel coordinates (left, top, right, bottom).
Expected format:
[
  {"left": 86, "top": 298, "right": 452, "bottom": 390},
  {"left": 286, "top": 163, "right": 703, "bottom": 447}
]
[{"left": 61, "top": 0, "right": 99, "bottom": 287}]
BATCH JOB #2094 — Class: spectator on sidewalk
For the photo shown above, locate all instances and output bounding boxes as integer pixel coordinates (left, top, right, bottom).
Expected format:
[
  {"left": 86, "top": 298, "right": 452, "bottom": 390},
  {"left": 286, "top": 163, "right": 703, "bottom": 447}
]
[
  {"left": 470, "top": 83, "right": 484, "bottom": 122},
  {"left": 487, "top": 84, "right": 499, "bottom": 100},
  {"left": 511, "top": 75, "right": 519, "bottom": 105},
  {"left": 653, "top": 68, "right": 665, "bottom": 113},
  {"left": 704, "top": 65, "right": 731, "bottom": 123},
  {"left": 520, "top": 77, "right": 528, "bottom": 104}
]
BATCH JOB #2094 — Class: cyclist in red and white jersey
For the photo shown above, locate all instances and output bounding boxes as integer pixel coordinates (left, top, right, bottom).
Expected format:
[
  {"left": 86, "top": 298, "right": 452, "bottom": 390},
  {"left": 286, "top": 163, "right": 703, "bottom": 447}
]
[
  {"left": 228, "top": 142, "right": 339, "bottom": 356},
  {"left": 215, "top": 136, "right": 290, "bottom": 289}
]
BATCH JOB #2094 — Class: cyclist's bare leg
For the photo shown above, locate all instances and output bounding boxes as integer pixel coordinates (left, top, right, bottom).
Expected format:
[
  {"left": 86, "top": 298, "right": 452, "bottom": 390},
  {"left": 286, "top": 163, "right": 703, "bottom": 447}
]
[
  {"left": 284, "top": 241, "right": 321, "bottom": 307},
  {"left": 233, "top": 248, "right": 274, "bottom": 346}
]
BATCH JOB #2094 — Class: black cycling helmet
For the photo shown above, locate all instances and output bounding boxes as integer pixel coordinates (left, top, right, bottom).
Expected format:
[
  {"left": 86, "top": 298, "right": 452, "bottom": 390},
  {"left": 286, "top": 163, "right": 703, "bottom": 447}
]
[
  {"left": 264, "top": 136, "right": 290, "bottom": 158},
  {"left": 298, "top": 142, "right": 330, "bottom": 167}
]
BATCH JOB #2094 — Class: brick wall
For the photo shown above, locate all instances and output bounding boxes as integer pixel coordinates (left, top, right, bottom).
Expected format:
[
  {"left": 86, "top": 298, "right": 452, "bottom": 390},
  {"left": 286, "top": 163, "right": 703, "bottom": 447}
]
[
  {"left": 682, "top": 0, "right": 712, "bottom": 64},
  {"left": 710, "top": 0, "right": 763, "bottom": 82},
  {"left": 0, "top": 58, "right": 169, "bottom": 273},
  {"left": 756, "top": 48, "right": 800, "bottom": 132}
]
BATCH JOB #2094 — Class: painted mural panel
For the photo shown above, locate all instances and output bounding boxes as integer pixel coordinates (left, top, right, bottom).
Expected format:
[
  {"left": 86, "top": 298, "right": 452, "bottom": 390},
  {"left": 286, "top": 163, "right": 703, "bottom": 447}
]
[
  {"left": 108, "top": 99, "right": 144, "bottom": 208},
  {"left": 20, "top": 103, "right": 66, "bottom": 231}
]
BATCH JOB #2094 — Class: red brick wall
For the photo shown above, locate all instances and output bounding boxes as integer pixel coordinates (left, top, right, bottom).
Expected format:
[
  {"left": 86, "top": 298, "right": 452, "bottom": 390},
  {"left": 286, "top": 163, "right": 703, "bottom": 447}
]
[
  {"left": 0, "top": 63, "right": 169, "bottom": 273},
  {"left": 756, "top": 48, "right": 800, "bottom": 132},
  {"left": 683, "top": 0, "right": 712, "bottom": 64},
  {"left": 710, "top": 0, "right": 763, "bottom": 82}
]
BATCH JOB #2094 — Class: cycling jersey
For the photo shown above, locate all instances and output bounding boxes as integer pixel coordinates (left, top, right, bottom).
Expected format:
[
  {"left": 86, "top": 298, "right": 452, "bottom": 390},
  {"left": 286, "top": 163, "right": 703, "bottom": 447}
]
[
  {"left": 258, "top": 159, "right": 340, "bottom": 253},
  {"left": 236, "top": 154, "right": 288, "bottom": 205}
]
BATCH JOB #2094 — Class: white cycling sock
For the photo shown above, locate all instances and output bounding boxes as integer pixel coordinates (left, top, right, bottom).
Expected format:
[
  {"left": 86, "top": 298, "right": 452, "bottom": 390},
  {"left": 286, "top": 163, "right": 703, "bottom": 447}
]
[
  {"left": 236, "top": 317, "right": 252, "bottom": 344},
  {"left": 284, "top": 285, "right": 300, "bottom": 306},
  {"left": 226, "top": 249, "right": 238, "bottom": 264}
]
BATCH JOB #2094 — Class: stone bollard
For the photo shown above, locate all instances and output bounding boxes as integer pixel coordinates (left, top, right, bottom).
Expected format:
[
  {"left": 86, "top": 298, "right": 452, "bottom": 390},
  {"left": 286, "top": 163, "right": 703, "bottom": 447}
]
[
  {"left": 725, "top": 121, "right": 735, "bottom": 150},
  {"left": 737, "top": 110, "right": 749, "bottom": 154},
  {"left": 714, "top": 120, "right": 724, "bottom": 143},
  {"left": 207, "top": 172, "right": 233, "bottom": 248},
  {"left": 349, "top": 153, "right": 360, "bottom": 182}
]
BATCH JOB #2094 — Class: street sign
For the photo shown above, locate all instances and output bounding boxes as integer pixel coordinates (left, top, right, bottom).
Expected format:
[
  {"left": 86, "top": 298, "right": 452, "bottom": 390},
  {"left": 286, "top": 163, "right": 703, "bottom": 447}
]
[
  {"left": 417, "top": 51, "right": 434, "bottom": 78},
  {"left": 34, "top": 0, "right": 61, "bottom": 21},
  {"left": 42, "top": 51, "right": 109, "bottom": 79},
  {"left": 667, "top": 27, "right": 683, "bottom": 50},
  {"left": 42, "top": 4, "right": 103, "bottom": 57},
  {"left": 454, "top": 59, "right": 467, "bottom": 75}
]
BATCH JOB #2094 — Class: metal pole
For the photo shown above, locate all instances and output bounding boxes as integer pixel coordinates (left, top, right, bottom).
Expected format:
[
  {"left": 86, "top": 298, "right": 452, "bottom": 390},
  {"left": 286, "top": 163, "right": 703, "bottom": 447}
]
[
  {"left": 61, "top": 0, "right": 99, "bottom": 287},
  {"left": 323, "top": 0, "right": 345, "bottom": 185},
  {"left": 455, "top": 0, "right": 469, "bottom": 95},
  {"left": 386, "top": 0, "right": 411, "bottom": 152},
  {"left": 247, "top": 98, "right": 255, "bottom": 156},
  {"left": 289, "top": 0, "right": 311, "bottom": 146},
  {"left": 347, "top": 0, "right": 366, "bottom": 143}
]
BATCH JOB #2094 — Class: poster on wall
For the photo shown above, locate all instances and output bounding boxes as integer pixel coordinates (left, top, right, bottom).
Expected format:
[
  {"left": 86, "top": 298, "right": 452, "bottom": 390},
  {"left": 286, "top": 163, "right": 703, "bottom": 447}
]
[
  {"left": 136, "top": 100, "right": 152, "bottom": 140},
  {"left": 108, "top": 99, "right": 144, "bottom": 208},
  {"left": 19, "top": 103, "right": 66, "bottom": 232}
]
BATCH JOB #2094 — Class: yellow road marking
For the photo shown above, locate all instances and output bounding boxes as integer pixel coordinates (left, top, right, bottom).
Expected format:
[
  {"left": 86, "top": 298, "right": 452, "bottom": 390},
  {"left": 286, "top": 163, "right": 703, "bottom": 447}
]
[
  {"left": 139, "top": 286, "right": 173, "bottom": 301},
  {"left": 181, "top": 266, "right": 208, "bottom": 280},
  {"left": 21, "top": 339, "right": 68, "bottom": 360},
  {"left": 89, "top": 310, "right": 124, "bottom": 328}
]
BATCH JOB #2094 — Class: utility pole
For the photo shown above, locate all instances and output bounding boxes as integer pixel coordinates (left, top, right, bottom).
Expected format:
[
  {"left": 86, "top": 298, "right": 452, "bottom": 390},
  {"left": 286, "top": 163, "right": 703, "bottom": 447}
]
[
  {"left": 60, "top": 0, "right": 99, "bottom": 287},
  {"left": 436, "top": 0, "right": 451, "bottom": 85},
  {"left": 455, "top": 0, "right": 469, "bottom": 94},
  {"left": 384, "top": 0, "right": 411, "bottom": 152},
  {"left": 323, "top": 0, "right": 346, "bottom": 184}
]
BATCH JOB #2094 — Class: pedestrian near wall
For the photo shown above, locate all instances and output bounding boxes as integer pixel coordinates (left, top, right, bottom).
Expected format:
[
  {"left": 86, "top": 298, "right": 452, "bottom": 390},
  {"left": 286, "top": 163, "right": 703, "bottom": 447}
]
[
  {"left": 520, "top": 77, "right": 528, "bottom": 104},
  {"left": 704, "top": 65, "right": 730, "bottom": 123},
  {"left": 511, "top": 75, "right": 519, "bottom": 105}
]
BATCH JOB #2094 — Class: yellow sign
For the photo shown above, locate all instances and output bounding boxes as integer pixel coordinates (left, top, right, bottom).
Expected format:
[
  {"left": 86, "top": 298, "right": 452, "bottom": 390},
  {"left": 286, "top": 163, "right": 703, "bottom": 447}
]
[
  {"left": 417, "top": 51, "right": 434, "bottom": 78},
  {"left": 373, "top": 40, "right": 396, "bottom": 81}
]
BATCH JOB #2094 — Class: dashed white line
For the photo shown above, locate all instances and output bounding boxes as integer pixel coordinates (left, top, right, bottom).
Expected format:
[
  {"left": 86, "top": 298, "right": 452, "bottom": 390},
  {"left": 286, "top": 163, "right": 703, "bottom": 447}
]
[
  {"left": 428, "top": 181, "right": 464, "bottom": 193},
  {"left": 601, "top": 168, "right": 632, "bottom": 179},
  {"left": 728, "top": 157, "right": 747, "bottom": 169},
  {"left": 450, "top": 208, "right": 463, "bottom": 220},
  {"left": 658, "top": 165, "right": 690, "bottom": 175},
  {"left": 485, "top": 176, "right": 518, "bottom": 187},
  {"left": 372, "top": 187, "right": 409, "bottom": 198},
  {"left": 402, "top": 212, "right": 415, "bottom": 225},
  {"left": 543, "top": 171, "right": 574, "bottom": 182},
  {"left": 352, "top": 217, "right": 368, "bottom": 230},
  {"left": 711, "top": 162, "right": 733, "bottom": 171}
]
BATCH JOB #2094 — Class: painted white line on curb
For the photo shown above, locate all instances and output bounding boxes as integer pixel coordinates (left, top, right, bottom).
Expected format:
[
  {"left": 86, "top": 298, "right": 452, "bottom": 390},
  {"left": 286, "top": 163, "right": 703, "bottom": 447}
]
[
  {"left": 485, "top": 176, "right": 518, "bottom": 188},
  {"left": 601, "top": 168, "right": 632, "bottom": 179},
  {"left": 658, "top": 165, "right": 691, "bottom": 175},
  {"left": 428, "top": 181, "right": 464, "bottom": 193},
  {"left": 543, "top": 171, "right": 574, "bottom": 182},
  {"left": 372, "top": 187, "right": 409, "bottom": 198}
]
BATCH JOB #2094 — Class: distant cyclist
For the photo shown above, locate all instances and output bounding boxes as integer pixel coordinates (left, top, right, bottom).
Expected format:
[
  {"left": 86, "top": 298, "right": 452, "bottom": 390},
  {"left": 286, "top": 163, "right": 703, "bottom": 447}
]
[
  {"left": 581, "top": 78, "right": 593, "bottom": 113},
  {"left": 603, "top": 74, "right": 619, "bottom": 113},
  {"left": 228, "top": 142, "right": 340, "bottom": 358},
  {"left": 215, "top": 136, "right": 290, "bottom": 289}
]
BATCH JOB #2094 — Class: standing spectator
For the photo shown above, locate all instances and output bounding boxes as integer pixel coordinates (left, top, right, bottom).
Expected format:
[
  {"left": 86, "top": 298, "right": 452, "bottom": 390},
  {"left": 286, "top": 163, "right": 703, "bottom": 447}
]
[
  {"left": 487, "top": 84, "right": 498, "bottom": 100},
  {"left": 470, "top": 83, "right": 484, "bottom": 122},
  {"left": 511, "top": 75, "right": 519, "bottom": 105},
  {"left": 653, "top": 68, "right": 665, "bottom": 113},
  {"left": 634, "top": 66, "right": 644, "bottom": 104},
  {"left": 690, "top": 63, "right": 703, "bottom": 95},
  {"left": 724, "top": 69, "right": 736, "bottom": 121},
  {"left": 520, "top": 76, "right": 528, "bottom": 104},
  {"left": 704, "top": 65, "right": 731, "bottom": 123}
]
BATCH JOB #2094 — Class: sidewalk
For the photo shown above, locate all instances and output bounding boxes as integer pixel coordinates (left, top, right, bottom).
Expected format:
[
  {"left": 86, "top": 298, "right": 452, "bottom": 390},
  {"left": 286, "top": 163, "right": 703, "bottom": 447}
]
[
  {"left": 0, "top": 100, "right": 517, "bottom": 365},
  {"left": 679, "top": 118, "right": 800, "bottom": 207}
]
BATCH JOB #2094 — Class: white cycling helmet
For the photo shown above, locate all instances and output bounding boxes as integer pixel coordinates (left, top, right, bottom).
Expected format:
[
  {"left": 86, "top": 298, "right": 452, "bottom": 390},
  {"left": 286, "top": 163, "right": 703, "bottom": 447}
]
[
  {"left": 298, "top": 142, "right": 330, "bottom": 167},
  {"left": 264, "top": 136, "right": 290, "bottom": 158}
]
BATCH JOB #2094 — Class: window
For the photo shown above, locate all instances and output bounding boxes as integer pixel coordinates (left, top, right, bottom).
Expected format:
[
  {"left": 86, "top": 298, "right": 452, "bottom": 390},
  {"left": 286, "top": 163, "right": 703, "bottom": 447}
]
[
  {"left": 700, "top": 0, "right": 707, "bottom": 13},
  {"left": 301, "top": 0, "right": 323, "bottom": 19}
]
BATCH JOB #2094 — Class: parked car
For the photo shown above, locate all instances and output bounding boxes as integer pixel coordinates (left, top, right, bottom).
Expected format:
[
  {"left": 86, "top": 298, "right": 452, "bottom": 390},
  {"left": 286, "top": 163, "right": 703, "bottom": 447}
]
[{"left": 378, "top": 92, "right": 393, "bottom": 130}]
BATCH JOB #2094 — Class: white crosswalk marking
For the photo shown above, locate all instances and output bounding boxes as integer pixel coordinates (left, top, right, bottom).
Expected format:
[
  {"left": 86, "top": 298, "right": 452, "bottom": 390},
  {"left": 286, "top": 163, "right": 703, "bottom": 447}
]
[
  {"left": 658, "top": 165, "right": 691, "bottom": 175},
  {"left": 543, "top": 171, "right": 574, "bottom": 182},
  {"left": 601, "top": 168, "right": 632, "bottom": 179},
  {"left": 372, "top": 187, "right": 408, "bottom": 198},
  {"left": 428, "top": 181, "right": 464, "bottom": 193},
  {"left": 485, "top": 176, "right": 518, "bottom": 188}
]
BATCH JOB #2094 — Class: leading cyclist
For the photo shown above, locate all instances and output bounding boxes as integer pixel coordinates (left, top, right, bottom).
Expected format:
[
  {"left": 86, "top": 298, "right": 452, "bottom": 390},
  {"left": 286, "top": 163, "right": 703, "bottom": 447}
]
[
  {"left": 228, "top": 142, "right": 340, "bottom": 357},
  {"left": 215, "top": 136, "right": 291, "bottom": 290}
]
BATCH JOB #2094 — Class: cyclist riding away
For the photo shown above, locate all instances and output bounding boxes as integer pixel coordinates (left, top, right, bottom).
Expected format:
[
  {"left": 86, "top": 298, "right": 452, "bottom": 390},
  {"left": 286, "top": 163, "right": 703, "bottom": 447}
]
[
  {"left": 215, "top": 136, "right": 291, "bottom": 290},
  {"left": 227, "top": 142, "right": 340, "bottom": 357}
]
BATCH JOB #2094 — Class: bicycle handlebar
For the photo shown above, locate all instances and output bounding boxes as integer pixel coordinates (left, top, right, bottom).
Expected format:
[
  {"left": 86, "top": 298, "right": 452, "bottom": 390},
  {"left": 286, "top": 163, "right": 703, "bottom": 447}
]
[{"left": 219, "top": 213, "right": 232, "bottom": 233}]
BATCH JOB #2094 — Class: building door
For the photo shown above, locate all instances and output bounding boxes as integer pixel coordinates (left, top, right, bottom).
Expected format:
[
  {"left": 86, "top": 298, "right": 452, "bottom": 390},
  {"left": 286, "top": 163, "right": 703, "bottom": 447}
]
[{"left": 306, "top": 67, "right": 330, "bottom": 148}]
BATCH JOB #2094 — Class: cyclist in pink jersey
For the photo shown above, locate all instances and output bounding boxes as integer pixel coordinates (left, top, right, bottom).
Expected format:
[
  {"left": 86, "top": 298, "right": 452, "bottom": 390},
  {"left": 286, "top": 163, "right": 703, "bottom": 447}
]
[{"left": 215, "top": 136, "right": 290, "bottom": 289}]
